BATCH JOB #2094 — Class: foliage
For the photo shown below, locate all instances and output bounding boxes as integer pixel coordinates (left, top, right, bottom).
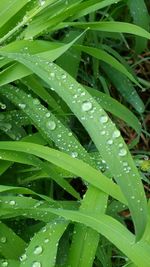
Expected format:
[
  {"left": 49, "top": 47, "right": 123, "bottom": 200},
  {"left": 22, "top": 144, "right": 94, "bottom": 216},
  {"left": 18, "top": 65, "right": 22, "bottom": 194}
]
[{"left": 0, "top": 0, "right": 150, "bottom": 266}]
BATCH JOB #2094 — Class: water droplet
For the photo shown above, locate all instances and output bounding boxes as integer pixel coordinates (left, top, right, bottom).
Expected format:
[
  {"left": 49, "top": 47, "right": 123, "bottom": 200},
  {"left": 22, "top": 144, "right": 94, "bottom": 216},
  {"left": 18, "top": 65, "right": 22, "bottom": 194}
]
[
  {"left": 50, "top": 72, "right": 55, "bottom": 78},
  {"left": 9, "top": 200, "right": 16, "bottom": 206},
  {"left": 107, "top": 139, "right": 113, "bottom": 145},
  {"left": 68, "top": 132, "right": 72, "bottom": 137},
  {"left": 119, "top": 148, "right": 127, "bottom": 156},
  {"left": 39, "top": 0, "right": 45, "bottom": 6},
  {"left": 2, "top": 260, "right": 8, "bottom": 267},
  {"left": 0, "top": 104, "right": 6, "bottom": 109},
  {"left": 62, "top": 74, "right": 67, "bottom": 80},
  {"left": 1, "top": 236, "right": 7, "bottom": 243},
  {"left": 81, "top": 92, "right": 85, "bottom": 96},
  {"left": 46, "top": 121, "right": 56, "bottom": 130},
  {"left": 44, "top": 238, "right": 49, "bottom": 243},
  {"left": 19, "top": 254, "right": 27, "bottom": 261},
  {"left": 71, "top": 152, "right": 78, "bottom": 158},
  {"left": 112, "top": 130, "right": 120, "bottom": 138},
  {"left": 45, "top": 112, "right": 51, "bottom": 118},
  {"left": 100, "top": 130, "right": 106, "bottom": 135},
  {"left": 18, "top": 103, "right": 26, "bottom": 109},
  {"left": 33, "top": 99, "right": 40, "bottom": 105},
  {"left": 99, "top": 115, "right": 108, "bottom": 123},
  {"left": 119, "top": 143, "right": 123, "bottom": 148},
  {"left": 32, "top": 262, "right": 41, "bottom": 267},
  {"left": 81, "top": 101, "right": 92, "bottom": 112},
  {"left": 34, "top": 245, "right": 43, "bottom": 255}
]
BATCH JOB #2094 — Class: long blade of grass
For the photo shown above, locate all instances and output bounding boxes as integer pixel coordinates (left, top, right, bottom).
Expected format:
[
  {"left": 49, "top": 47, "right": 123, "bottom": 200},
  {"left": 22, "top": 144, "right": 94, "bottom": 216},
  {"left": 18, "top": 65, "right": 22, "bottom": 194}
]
[
  {"left": 100, "top": 62, "right": 145, "bottom": 113},
  {"left": 59, "top": 21, "right": 150, "bottom": 39},
  {"left": 76, "top": 44, "right": 139, "bottom": 85},
  {"left": 0, "top": 0, "right": 29, "bottom": 28},
  {"left": 128, "top": 0, "right": 149, "bottom": 53},
  {"left": 71, "top": 0, "right": 122, "bottom": 20},
  {"left": 0, "top": 222, "right": 26, "bottom": 259}
]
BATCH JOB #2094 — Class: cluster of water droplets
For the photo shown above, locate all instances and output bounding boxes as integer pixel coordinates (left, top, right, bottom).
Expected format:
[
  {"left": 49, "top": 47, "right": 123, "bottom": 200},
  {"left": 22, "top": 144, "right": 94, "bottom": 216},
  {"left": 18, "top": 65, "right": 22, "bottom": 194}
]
[
  {"left": 19, "top": 221, "right": 64, "bottom": 267},
  {"left": 46, "top": 64, "right": 130, "bottom": 165}
]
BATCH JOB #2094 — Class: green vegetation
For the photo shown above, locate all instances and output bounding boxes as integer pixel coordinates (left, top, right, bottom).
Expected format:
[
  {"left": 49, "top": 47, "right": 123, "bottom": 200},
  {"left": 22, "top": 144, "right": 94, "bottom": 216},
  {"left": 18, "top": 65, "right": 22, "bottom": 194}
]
[{"left": 0, "top": 0, "right": 150, "bottom": 266}]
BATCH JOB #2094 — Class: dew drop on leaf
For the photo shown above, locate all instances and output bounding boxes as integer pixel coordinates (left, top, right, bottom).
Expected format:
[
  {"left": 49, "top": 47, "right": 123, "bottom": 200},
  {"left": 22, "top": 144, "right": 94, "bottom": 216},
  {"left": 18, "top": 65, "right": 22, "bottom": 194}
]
[
  {"left": 33, "top": 99, "right": 40, "bottom": 105},
  {"left": 45, "top": 112, "right": 51, "bottom": 118},
  {"left": 0, "top": 237, "right": 7, "bottom": 243},
  {"left": 62, "top": 74, "right": 67, "bottom": 80},
  {"left": 19, "top": 254, "right": 27, "bottom": 261},
  {"left": 112, "top": 130, "right": 120, "bottom": 138},
  {"left": 32, "top": 262, "right": 41, "bottom": 267},
  {"left": 18, "top": 103, "right": 26, "bottom": 109},
  {"left": 9, "top": 200, "right": 16, "bottom": 206},
  {"left": 107, "top": 139, "right": 113, "bottom": 145},
  {"left": 100, "top": 130, "right": 106, "bottom": 135},
  {"left": 81, "top": 101, "right": 92, "bottom": 111},
  {"left": 2, "top": 260, "right": 8, "bottom": 267},
  {"left": 46, "top": 121, "right": 56, "bottom": 130},
  {"left": 99, "top": 115, "right": 108, "bottom": 123},
  {"left": 34, "top": 245, "right": 43, "bottom": 255},
  {"left": 119, "top": 148, "right": 127, "bottom": 156},
  {"left": 71, "top": 152, "right": 78, "bottom": 158},
  {"left": 119, "top": 143, "right": 123, "bottom": 148},
  {"left": 50, "top": 72, "right": 55, "bottom": 78},
  {"left": 44, "top": 238, "right": 49, "bottom": 243},
  {"left": 81, "top": 92, "right": 85, "bottom": 96},
  {"left": 39, "top": 0, "right": 45, "bottom": 6},
  {"left": 0, "top": 104, "right": 6, "bottom": 109}
]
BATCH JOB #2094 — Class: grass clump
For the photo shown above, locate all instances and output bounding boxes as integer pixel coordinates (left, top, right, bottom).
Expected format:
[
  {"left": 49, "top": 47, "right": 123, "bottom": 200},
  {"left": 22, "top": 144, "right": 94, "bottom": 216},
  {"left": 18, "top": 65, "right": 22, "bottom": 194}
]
[{"left": 0, "top": 1, "right": 150, "bottom": 266}]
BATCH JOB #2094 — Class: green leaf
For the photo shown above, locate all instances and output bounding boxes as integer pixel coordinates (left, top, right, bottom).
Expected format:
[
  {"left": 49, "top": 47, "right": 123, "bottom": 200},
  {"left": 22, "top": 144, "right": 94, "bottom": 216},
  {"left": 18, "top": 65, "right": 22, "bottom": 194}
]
[
  {"left": 100, "top": 62, "right": 145, "bottom": 113},
  {"left": 128, "top": 0, "right": 149, "bottom": 53},
  {"left": 0, "top": 0, "right": 29, "bottom": 28},
  {"left": 76, "top": 45, "right": 139, "bottom": 85},
  {"left": 19, "top": 219, "right": 68, "bottom": 267},
  {"left": 59, "top": 21, "right": 150, "bottom": 39},
  {"left": 0, "top": 222, "right": 26, "bottom": 259}
]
